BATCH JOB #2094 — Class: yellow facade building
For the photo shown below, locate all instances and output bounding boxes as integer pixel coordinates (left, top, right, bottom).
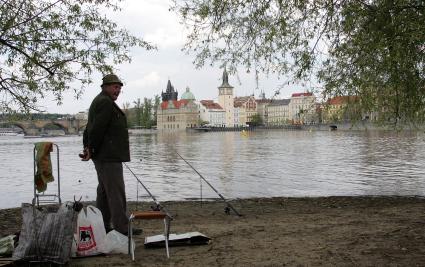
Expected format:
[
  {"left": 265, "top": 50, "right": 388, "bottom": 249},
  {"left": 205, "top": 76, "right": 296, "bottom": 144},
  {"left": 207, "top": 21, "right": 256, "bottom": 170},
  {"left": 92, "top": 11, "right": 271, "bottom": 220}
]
[{"left": 157, "top": 81, "right": 199, "bottom": 130}]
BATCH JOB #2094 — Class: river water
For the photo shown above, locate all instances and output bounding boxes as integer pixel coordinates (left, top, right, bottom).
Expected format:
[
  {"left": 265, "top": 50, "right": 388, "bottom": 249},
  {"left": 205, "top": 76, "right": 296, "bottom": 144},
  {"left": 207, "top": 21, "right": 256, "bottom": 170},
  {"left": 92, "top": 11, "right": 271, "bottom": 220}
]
[{"left": 0, "top": 130, "right": 424, "bottom": 209}]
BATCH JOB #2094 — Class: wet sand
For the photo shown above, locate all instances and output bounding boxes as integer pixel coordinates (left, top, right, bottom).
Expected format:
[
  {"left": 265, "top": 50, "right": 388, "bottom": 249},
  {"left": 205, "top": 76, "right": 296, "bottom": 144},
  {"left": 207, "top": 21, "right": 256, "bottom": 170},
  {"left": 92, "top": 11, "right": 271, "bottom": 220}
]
[{"left": 2, "top": 196, "right": 425, "bottom": 266}]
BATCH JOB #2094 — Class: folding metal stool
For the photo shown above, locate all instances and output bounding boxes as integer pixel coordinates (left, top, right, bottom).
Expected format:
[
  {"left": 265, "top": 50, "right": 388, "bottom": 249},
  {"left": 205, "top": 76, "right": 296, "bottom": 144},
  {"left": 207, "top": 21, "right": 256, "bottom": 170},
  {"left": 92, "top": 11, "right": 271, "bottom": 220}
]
[{"left": 128, "top": 210, "right": 171, "bottom": 260}]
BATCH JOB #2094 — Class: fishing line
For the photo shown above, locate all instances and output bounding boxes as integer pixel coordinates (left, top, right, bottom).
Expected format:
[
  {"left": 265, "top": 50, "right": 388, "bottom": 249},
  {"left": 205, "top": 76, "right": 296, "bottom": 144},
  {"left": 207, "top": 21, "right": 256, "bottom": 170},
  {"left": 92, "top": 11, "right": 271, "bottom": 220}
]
[
  {"left": 175, "top": 151, "right": 242, "bottom": 217},
  {"left": 123, "top": 162, "right": 172, "bottom": 218}
]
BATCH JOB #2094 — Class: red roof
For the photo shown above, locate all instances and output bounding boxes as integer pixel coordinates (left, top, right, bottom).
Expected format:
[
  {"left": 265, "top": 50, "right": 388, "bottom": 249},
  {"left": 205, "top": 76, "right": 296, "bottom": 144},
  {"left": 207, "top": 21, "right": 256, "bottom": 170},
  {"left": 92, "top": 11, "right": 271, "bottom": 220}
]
[
  {"left": 291, "top": 92, "right": 313, "bottom": 97},
  {"left": 200, "top": 100, "right": 223, "bottom": 110},
  {"left": 160, "top": 99, "right": 189, "bottom": 109},
  {"left": 328, "top": 96, "right": 358, "bottom": 105},
  {"left": 234, "top": 96, "right": 255, "bottom": 108},
  {"left": 256, "top": 99, "right": 272, "bottom": 104}
]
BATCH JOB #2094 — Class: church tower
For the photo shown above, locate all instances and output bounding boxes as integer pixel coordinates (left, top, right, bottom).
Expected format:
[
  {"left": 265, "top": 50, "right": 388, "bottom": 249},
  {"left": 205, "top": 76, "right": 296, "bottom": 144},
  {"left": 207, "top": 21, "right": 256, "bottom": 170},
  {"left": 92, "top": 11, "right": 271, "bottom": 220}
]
[
  {"left": 218, "top": 67, "right": 234, "bottom": 127},
  {"left": 161, "top": 79, "right": 178, "bottom": 102}
]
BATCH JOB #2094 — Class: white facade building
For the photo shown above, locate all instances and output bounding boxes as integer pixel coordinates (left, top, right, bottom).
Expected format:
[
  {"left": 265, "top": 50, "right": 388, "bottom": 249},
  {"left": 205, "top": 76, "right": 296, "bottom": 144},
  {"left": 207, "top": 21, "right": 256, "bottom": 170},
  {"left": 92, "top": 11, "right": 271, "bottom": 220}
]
[{"left": 199, "top": 100, "right": 225, "bottom": 127}]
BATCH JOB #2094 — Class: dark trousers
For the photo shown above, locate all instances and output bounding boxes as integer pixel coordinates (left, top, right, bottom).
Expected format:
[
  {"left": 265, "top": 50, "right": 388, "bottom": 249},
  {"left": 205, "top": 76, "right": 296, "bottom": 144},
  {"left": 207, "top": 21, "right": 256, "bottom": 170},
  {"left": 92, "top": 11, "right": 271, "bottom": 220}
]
[{"left": 93, "top": 160, "right": 128, "bottom": 234}]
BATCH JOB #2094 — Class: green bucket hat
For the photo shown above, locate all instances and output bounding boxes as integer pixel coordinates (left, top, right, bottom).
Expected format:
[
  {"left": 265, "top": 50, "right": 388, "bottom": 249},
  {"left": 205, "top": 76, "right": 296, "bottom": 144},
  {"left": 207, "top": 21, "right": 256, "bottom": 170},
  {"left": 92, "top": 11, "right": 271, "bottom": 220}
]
[{"left": 101, "top": 74, "right": 123, "bottom": 87}]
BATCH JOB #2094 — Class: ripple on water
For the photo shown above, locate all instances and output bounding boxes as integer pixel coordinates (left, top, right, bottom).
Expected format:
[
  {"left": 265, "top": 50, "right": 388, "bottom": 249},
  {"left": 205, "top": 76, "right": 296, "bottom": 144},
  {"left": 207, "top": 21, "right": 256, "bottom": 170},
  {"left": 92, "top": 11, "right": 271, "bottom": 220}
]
[{"left": 1, "top": 131, "right": 425, "bottom": 208}]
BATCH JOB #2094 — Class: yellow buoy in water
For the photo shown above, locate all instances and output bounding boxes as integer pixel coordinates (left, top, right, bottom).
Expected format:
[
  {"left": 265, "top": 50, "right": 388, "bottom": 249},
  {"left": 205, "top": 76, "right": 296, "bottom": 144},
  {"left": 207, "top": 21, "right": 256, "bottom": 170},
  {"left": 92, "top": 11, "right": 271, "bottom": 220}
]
[{"left": 241, "top": 130, "right": 248, "bottom": 137}]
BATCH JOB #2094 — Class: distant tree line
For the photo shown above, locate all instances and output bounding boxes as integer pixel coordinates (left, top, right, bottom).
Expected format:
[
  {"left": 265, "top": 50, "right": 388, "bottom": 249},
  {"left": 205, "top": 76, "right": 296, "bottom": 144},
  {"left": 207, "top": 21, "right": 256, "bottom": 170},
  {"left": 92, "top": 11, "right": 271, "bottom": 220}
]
[
  {"left": 1, "top": 94, "right": 162, "bottom": 130},
  {"left": 122, "top": 95, "right": 161, "bottom": 129}
]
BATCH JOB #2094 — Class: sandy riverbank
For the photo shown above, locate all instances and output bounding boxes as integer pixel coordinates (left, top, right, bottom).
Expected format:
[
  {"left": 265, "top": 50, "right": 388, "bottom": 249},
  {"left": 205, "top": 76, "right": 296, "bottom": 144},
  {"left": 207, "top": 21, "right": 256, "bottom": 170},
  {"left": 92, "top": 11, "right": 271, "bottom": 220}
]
[{"left": 2, "top": 196, "right": 425, "bottom": 266}]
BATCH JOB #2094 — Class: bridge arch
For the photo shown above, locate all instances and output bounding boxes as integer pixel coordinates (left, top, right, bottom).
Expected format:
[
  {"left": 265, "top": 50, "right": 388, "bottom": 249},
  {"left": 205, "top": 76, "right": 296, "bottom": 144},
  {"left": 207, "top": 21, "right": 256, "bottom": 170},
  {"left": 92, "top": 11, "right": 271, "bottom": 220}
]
[
  {"left": 39, "top": 122, "right": 68, "bottom": 135},
  {"left": 0, "top": 118, "right": 87, "bottom": 135},
  {"left": 0, "top": 122, "right": 29, "bottom": 135}
]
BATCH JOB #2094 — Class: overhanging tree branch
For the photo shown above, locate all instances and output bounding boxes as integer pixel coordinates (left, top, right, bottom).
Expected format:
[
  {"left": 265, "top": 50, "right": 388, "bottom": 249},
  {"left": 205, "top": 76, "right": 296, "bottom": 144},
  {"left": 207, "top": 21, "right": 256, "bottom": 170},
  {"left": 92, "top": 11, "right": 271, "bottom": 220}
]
[
  {"left": 172, "top": 0, "right": 425, "bottom": 125},
  {"left": 0, "top": 0, "right": 155, "bottom": 112},
  {"left": 0, "top": 38, "right": 54, "bottom": 75}
]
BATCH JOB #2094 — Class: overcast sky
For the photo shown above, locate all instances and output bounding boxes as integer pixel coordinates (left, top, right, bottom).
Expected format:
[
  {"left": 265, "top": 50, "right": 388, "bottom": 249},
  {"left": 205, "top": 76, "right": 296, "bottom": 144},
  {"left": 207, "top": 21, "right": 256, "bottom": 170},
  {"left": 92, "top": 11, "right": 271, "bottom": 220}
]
[{"left": 39, "top": 0, "right": 311, "bottom": 114}]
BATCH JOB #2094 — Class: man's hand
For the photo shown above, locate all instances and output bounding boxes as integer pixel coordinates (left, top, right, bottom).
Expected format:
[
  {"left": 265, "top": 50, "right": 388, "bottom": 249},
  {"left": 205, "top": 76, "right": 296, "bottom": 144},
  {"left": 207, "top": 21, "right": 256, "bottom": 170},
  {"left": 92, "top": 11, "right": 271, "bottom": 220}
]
[{"left": 79, "top": 148, "right": 91, "bottom": 161}]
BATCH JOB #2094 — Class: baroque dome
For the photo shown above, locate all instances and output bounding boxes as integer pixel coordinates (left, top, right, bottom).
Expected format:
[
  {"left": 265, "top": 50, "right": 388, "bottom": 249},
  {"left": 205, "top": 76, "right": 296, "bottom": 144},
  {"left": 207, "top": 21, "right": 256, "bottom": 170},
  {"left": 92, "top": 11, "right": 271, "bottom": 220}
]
[{"left": 181, "top": 87, "right": 195, "bottom": 100}]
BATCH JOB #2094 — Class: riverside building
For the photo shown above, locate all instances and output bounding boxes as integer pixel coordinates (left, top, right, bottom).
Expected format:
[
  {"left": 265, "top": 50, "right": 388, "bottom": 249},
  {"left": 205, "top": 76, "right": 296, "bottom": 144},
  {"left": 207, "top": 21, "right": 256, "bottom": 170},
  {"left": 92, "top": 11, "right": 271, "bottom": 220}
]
[
  {"left": 267, "top": 99, "right": 291, "bottom": 125},
  {"left": 199, "top": 100, "right": 225, "bottom": 127},
  {"left": 234, "top": 95, "right": 257, "bottom": 126},
  {"left": 289, "top": 92, "right": 316, "bottom": 124},
  {"left": 157, "top": 81, "right": 199, "bottom": 130}
]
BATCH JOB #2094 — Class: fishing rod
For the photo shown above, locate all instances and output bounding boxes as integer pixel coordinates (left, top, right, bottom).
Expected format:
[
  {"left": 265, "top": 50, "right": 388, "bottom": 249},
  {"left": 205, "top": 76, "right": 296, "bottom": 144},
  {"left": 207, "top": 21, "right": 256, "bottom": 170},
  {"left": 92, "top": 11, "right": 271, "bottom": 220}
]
[
  {"left": 123, "top": 162, "right": 172, "bottom": 218},
  {"left": 175, "top": 151, "right": 242, "bottom": 217}
]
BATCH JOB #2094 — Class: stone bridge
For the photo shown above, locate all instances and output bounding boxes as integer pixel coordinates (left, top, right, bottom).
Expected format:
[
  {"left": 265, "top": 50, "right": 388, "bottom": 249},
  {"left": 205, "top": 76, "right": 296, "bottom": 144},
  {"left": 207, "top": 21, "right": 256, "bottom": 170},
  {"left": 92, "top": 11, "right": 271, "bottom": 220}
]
[{"left": 1, "top": 118, "right": 88, "bottom": 135}]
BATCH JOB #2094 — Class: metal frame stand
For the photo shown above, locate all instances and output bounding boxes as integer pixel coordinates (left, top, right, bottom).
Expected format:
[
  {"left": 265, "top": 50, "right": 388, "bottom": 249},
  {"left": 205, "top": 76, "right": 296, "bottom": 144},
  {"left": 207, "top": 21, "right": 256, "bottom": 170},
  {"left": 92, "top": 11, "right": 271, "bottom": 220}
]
[{"left": 32, "top": 143, "right": 61, "bottom": 207}]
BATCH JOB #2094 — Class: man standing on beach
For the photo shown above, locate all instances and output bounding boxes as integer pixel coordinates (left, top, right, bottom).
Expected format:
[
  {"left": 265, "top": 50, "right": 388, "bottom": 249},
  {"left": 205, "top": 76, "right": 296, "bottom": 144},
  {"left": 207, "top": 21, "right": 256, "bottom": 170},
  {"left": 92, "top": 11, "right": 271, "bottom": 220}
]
[{"left": 80, "top": 74, "right": 131, "bottom": 235}]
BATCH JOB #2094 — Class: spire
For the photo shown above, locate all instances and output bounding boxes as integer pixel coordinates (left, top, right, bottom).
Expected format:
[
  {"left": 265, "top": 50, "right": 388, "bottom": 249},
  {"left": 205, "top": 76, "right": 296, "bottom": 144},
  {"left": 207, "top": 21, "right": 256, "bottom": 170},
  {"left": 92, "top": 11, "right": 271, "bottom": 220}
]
[
  {"left": 220, "top": 66, "right": 232, "bottom": 88},
  {"left": 166, "top": 79, "right": 172, "bottom": 92},
  {"left": 162, "top": 79, "right": 178, "bottom": 101},
  {"left": 222, "top": 67, "right": 229, "bottom": 84},
  {"left": 259, "top": 89, "right": 266, "bottom": 99}
]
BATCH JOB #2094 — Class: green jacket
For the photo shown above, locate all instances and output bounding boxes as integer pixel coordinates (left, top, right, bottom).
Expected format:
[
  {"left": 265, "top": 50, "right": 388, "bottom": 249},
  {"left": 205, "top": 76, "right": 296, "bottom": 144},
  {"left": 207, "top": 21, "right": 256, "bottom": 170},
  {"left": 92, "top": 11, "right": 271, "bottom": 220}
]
[{"left": 83, "top": 91, "right": 130, "bottom": 162}]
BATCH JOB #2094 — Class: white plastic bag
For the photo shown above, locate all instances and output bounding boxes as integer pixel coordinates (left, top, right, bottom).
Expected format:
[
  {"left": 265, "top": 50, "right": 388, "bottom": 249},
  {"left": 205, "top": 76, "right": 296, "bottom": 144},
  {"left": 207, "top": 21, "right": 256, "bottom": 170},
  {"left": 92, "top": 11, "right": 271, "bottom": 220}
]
[
  {"left": 106, "top": 230, "right": 134, "bottom": 254},
  {"left": 72, "top": 205, "right": 109, "bottom": 257}
]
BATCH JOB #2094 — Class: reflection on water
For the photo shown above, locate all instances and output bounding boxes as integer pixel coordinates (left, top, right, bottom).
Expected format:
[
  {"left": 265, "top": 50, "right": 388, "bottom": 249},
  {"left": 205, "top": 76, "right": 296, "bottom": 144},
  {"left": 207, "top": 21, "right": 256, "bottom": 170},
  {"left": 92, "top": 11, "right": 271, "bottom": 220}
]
[{"left": 0, "top": 130, "right": 424, "bottom": 208}]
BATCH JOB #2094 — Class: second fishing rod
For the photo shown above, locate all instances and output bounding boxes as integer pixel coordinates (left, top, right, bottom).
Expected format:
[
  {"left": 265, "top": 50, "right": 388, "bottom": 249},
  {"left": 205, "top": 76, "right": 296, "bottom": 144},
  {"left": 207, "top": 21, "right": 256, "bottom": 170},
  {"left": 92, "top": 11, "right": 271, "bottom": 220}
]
[
  {"left": 123, "top": 162, "right": 173, "bottom": 219},
  {"left": 175, "top": 151, "right": 242, "bottom": 217}
]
